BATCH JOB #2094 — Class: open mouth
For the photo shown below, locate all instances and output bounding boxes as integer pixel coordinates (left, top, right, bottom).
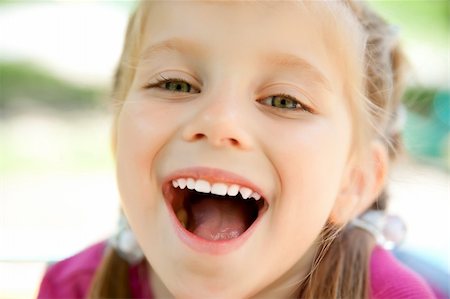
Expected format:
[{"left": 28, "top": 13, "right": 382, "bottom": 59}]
[{"left": 164, "top": 178, "right": 268, "bottom": 242}]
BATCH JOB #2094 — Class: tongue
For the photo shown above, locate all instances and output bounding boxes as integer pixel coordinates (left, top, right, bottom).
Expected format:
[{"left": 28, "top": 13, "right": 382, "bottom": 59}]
[{"left": 189, "top": 197, "right": 248, "bottom": 241}]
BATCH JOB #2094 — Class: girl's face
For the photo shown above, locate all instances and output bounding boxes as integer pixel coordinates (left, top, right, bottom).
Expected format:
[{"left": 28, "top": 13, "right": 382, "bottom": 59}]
[{"left": 116, "top": 2, "right": 362, "bottom": 298}]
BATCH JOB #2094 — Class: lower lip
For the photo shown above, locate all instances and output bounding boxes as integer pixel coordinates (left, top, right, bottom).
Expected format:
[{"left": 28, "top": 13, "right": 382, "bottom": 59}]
[{"left": 163, "top": 191, "right": 264, "bottom": 255}]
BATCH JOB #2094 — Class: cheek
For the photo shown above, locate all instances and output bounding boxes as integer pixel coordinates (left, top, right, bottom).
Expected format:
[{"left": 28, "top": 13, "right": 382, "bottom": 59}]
[
  {"left": 262, "top": 113, "right": 351, "bottom": 244},
  {"left": 115, "top": 99, "right": 189, "bottom": 260},
  {"left": 115, "top": 99, "right": 179, "bottom": 211}
]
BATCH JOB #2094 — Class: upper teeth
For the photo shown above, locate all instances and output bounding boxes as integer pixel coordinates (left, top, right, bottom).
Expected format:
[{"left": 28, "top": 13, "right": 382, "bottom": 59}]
[{"left": 171, "top": 178, "right": 262, "bottom": 201}]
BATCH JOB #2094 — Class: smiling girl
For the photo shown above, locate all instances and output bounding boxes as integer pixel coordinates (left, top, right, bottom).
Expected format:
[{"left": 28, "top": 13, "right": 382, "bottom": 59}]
[{"left": 38, "top": 1, "right": 436, "bottom": 298}]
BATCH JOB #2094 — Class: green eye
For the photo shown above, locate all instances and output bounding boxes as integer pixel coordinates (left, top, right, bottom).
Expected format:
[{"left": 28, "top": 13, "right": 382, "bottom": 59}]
[
  {"left": 145, "top": 77, "right": 199, "bottom": 94},
  {"left": 261, "top": 95, "right": 300, "bottom": 109},
  {"left": 163, "top": 80, "right": 193, "bottom": 93}
]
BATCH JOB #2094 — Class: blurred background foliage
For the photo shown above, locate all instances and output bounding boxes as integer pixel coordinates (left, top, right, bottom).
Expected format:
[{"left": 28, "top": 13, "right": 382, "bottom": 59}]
[
  {"left": 370, "top": 0, "right": 449, "bottom": 166},
  {"left": 370, "top": 0, "right": 450, "bottom": 46},
  {"left": 371, "top": 0, "right": 448, "bottom": 46},
  {"left": 0, "top": 61, "right": 102, "bottom": 114}
]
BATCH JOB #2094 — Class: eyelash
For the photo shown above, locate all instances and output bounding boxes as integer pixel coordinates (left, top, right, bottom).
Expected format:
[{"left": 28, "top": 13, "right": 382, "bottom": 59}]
[
  {"left": 144, "top": 77, "right": 314, "bottom": 113},
  {"left": 144, "top": 76, "right": 199, "bottom": 93},
  {"left": 259, "top": 93, "right": 314, "bottom": 114}
]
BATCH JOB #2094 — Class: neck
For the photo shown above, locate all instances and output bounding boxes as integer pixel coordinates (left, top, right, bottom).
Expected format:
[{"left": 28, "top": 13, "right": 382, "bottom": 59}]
[{"left": 250, "top": 244, "right": 317, "bottom": 299}]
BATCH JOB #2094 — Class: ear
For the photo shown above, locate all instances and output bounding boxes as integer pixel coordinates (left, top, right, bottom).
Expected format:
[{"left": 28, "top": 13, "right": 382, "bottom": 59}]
[{"left": 330, "top": 140, "right": 389, "bottom": 224}]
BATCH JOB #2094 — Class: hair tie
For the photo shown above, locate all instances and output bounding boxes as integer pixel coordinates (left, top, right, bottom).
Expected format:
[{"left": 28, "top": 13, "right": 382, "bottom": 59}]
[
  {"left": 108, "top": 211, "right": 145, "bottom": 264},
  {"left": 350, "top": 210, "right": 406, "bottom": 250}
]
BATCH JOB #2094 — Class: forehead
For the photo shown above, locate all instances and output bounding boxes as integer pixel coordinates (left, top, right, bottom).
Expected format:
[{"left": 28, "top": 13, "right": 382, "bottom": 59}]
[{"left": 138, "top": 1, "right": 364, "bottom": 93}]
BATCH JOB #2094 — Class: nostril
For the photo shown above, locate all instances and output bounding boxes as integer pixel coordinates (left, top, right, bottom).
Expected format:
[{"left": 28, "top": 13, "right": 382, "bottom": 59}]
[
  {"left": 193, "top": 133, "right": 206, "bottom": 141},
  {"left": 191, "top": 135, "right": 241, "bottom": 147},
  {"left": 182, "top": 123, "right": 251, "bottom": 149},
  {"left": 229, "top": 138, "right": 239, "bottom": 146}
]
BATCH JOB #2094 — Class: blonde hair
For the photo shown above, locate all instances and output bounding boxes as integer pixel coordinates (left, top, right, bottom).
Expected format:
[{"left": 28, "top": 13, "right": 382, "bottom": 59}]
[{"left": 89, "top": 1, "right": 407, "bottom": 298}]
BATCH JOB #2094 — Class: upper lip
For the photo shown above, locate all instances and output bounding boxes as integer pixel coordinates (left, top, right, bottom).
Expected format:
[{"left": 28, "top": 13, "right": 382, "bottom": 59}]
[{"left": 162, "top": 166, "right": 269, "bottom": 203}]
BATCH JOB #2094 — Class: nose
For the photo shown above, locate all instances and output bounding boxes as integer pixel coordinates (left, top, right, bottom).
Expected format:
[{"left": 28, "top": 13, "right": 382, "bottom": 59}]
[{"left": 181, "top": 94, "right": 254, "bottom": 150}]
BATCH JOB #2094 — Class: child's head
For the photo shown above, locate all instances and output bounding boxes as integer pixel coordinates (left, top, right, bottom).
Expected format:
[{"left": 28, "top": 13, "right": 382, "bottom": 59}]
[{"left": 95, "top": 1, "right": 406, "bottom": 298}]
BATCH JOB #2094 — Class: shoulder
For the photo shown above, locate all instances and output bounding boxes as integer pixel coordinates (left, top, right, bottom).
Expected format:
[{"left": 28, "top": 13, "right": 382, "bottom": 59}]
[
  {"left": 370, "top": 246, "right": 436, "bottom": 299},
  {"left": 37, "top": 241, "right": 107, "bottom": 299}
]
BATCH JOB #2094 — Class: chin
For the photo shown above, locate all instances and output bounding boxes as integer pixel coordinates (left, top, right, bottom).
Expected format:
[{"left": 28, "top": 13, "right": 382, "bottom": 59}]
[
  {"left": 147, "top": 234, "right": 267, "bottom": 299},
  {"left": 167, "top": 274, "right": 258, "bottom": 299}
]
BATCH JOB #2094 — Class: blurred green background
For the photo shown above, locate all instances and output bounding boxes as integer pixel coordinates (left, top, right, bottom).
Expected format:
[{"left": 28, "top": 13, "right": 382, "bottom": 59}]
[
  {"left": 371, "top": 0, "right": 449, "bottom": 166},
  {"left": 0, "top": 1, "right": 448, "bottom": 298}
]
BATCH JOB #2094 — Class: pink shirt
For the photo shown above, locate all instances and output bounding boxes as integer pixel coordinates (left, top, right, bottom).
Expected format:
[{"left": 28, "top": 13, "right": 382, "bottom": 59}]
[{"left": 37, "top": 241, "right": 436, "bottom": 299}]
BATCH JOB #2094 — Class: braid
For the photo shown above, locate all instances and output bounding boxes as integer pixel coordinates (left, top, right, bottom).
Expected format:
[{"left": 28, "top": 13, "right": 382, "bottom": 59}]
[{"left": 87, "top": 247, "right": 132, "bottom": 298}]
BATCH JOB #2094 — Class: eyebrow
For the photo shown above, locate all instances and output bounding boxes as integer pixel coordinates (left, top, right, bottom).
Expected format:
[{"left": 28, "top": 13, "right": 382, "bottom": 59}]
[
  {"left": 140, "top": 38, "right": 206, "bottom": 61},
  {"left": 261, "top": 52, "right": 332, "bottom": 90}
]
